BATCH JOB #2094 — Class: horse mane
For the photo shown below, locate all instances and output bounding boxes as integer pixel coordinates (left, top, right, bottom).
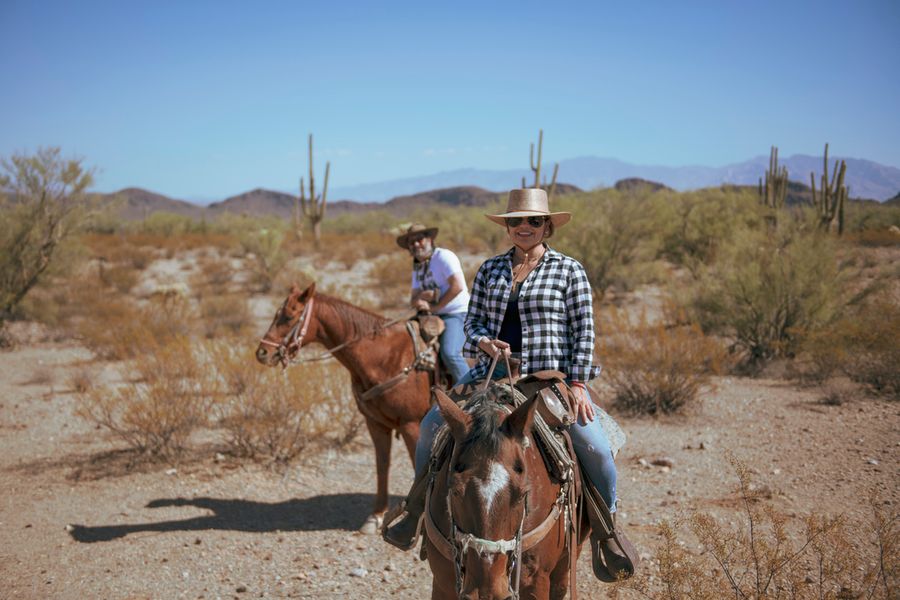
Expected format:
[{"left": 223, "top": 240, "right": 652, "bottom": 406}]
[
  {"left": 316, "top": 294, "right": 390, "bottom": 339},
  {"left": 459, "top": 385, "right": 516, "bottom": 458}
]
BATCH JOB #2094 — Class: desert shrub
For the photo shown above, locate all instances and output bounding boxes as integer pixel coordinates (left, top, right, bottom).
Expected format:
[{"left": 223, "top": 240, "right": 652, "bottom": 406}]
[
  {"left": 659, "top": 187, "right": 761, "bottom": 275},
  {"left": 67, "top": 367, "right": 93, "bottom": 394},
  {"left": 101, "top": 264, "right": 139, "bottom": 294},
  {"left": 75, "top": 336, "right": 210, "bottom": 458},
  {"left": 620, "top": 456, "right": 897, "bottom": 599},
  {"left": 209, "top": 345, "right": 357, "bottom": 462},
  {"left": 198, "top": 294, "right": 253, "bottom": 339},
  {"left": 802, "top": 296, "right": 900, "bottom": 399},
  {"left": 135, "top": 211, "right": 195, "bottom": 237},
  {"left": 598, "top": 307, "right": 727, "bottom": 415},
  {"left": 271, "top": 262, "right": 316, "bottom": 295},
  {"left": 368, "top": 252, "right": 411, "bottom": 309},
  {"left": 555, "top": 190, "right": 663, "bottom": 301},
  {"left": 238, "top": 227, "right": 288, "bottom": 293},
  {"left": 191, "top": 254, "right": 235, "bottom": 296},
  {"left": 0, "top": 147, "right": 96, "bottom": 319},
  {"left": 76, "top": 294, "right": 194, "bottom": 360},
  {"left": 689, "top": 222, "right": 848, "bottom": 369}
]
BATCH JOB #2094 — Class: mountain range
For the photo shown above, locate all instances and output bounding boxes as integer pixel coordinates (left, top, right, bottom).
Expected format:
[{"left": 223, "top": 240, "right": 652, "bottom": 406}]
[
  {"left": 328, "top": 154, "right": 900, "bottom": 202},
  {"left": 96, "top": 153, "right": 900, "bottom": 220}
]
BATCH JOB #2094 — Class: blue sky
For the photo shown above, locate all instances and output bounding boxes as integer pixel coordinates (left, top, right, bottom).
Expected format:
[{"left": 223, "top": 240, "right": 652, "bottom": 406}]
[{"left": 1, "top": 0, "right": 898, "bottom": 200}]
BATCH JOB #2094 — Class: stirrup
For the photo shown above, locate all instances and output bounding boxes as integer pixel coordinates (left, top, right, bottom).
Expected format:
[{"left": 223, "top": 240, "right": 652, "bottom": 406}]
[{"left": 382, "top": 501, "right": 424, "bottom": 551}]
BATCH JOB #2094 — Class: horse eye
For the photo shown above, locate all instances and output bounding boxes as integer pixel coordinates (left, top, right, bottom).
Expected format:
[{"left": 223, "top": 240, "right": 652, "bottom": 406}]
[
  {"left": 454, "top": 462, "right": 467, "bottom": 473},
  {"left": 513, "top": 460, "right": 524, "bottom": 474}
]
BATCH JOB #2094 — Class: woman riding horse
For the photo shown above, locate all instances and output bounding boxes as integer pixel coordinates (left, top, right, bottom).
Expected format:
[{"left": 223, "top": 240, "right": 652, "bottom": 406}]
[{"left": 384, "top": 188, "right": 637, "bottom": 582}]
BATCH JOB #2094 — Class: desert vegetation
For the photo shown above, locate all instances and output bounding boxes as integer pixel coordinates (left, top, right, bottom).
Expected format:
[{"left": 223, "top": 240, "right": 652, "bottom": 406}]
[{"left": 2, "top": 147, "right": 898, "bottom": 596}]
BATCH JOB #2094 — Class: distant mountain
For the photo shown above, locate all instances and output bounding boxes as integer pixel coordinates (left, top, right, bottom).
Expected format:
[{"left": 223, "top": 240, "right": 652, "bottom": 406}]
[
  {"left": 330, "top": 155, "right": 900, "bottom": 202},
  {"left": 95, "top": 187, "right": 206, "bottom": 220}
]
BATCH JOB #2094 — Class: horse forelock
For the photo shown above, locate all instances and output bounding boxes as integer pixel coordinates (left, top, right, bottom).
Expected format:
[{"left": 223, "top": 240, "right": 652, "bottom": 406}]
[{"left": 458, "top": 386, "right": 516, "bottom": 459}]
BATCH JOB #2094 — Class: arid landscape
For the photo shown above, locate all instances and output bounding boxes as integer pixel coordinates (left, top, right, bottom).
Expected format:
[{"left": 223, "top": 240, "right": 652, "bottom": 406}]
[{"left": 1, "top": 232, "right": 897, "bottom": 599}]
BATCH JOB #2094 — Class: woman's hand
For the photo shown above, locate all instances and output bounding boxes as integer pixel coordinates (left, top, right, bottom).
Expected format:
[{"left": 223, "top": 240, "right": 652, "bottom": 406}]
[
  {"left": 477, "top": 338, "right": 511, "bottom": 359},
  {"left": 570, "top": 383, "right": 595, "bottom": 423}
]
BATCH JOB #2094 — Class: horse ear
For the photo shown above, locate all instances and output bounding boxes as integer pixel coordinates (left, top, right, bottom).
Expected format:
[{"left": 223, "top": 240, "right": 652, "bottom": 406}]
[
  {"left": 299, "top": 282, "right": 317, "bottom": 300},
  {"left": 433, "top": 387, "right": 470, "bottom": 442},
  {"left": 503, "top": 394, "right": 538, "bottom": 441}
]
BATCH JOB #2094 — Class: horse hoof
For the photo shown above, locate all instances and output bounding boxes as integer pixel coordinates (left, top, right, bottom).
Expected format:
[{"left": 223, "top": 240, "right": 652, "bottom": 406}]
[{"left": 358, "top": 514, "right": 384, "bottom": 535}]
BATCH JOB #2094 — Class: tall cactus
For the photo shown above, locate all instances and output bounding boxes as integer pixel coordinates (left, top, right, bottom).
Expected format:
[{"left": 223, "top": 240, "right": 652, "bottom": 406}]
[
  {"left": 758, "top": 146, "right": 788, "bottom": 210},
  {"left": 299, "top": 133, "right": 330, "bottom": 245},
  {"left": 521, "top": 129, "right": 559, "bottom": 202},
  {"left": 810, "top": 143, "right": 846, "bottom": 235}
]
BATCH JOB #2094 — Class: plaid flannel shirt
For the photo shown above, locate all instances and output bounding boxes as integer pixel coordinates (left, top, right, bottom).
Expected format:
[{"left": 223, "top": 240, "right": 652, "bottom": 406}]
[{"left": 462, "top": 245, "right": 601, "bottom": 382}]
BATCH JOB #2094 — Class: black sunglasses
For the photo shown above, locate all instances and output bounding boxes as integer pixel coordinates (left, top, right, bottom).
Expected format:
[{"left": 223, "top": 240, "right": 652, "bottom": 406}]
[{"left": 506, "top": 216, "right": 547, "bottom": 228}]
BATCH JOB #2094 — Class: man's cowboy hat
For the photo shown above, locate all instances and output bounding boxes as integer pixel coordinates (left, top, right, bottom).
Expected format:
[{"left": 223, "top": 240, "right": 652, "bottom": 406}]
[
  {"left": 396, "top": 223, "right": 439, "bottom": 250},
  {"left": 486, "top": 188, "right": 571, "bottom": 227}
]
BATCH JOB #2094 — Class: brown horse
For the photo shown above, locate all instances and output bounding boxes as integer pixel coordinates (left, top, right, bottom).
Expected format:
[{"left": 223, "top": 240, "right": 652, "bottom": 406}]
[
  {"left": 255, "top": 282, "right": 432, "bottom": 533},
  {"left": 424, "top": 385, "right": 585, "bottom": 600}
]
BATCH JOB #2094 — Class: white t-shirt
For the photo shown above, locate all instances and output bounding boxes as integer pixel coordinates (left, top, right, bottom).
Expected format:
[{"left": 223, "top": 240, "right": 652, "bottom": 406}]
[{"left": 411, "top": 247, "right": 470, "bottom": 315}]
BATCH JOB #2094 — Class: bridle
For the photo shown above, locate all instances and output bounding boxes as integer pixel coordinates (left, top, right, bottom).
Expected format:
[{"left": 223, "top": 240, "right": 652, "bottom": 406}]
[{"left": 258, "top": 297, "right": 316, "bottom": 368}]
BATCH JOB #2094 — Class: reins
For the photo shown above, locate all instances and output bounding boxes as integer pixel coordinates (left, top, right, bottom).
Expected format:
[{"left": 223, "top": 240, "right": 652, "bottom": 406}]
[{"left": 259, "top": 296, "right": 414, "bottom": 367}]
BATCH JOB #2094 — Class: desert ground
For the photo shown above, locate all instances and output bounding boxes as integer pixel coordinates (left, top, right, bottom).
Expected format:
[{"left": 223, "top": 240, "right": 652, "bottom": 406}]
[{"left": 0, "top": 250, "right": 897, "bottom": 600}]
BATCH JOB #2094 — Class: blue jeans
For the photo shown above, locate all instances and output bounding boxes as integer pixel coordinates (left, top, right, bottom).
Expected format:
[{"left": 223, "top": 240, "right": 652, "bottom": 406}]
[
  {"left": 414, "top": 363, "right": 618, "bottom": 512},
  {"left": 438, "top": 313, "right": 470, "bottom": 383}
]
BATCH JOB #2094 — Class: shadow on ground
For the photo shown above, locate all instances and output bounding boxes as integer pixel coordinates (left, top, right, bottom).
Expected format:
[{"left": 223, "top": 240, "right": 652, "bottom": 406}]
[{"left": 68, "top": 493, "right": 402, "bottom": 542}]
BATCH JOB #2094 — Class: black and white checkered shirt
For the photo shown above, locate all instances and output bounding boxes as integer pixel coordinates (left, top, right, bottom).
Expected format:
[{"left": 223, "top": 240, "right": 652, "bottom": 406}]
[{"left": 462, "top": 245, "right": 601, "bottom": 382}]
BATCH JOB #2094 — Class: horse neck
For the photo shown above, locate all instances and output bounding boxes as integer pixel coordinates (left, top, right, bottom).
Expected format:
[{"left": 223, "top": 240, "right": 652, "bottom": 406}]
[{"left": 312, "top": 296, "right": 401, "bottom": 373}]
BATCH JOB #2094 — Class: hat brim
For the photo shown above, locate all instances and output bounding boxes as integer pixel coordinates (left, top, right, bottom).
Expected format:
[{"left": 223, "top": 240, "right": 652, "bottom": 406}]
[
  {"left": 396, "top": 228, "right": 439, "bottom": 249},
  {"left": 486, "top": 211, "right": 571, "bottom": 228}
]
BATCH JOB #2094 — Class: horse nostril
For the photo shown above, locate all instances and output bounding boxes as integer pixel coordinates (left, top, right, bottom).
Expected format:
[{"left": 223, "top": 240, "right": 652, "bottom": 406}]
[{"left": 256, "top": 347, "right": 267, "bottom": 361}]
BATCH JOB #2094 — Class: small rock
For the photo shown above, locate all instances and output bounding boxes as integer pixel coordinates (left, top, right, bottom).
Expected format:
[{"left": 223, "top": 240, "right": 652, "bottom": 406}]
[
  {"left": 659, "top": 466, "right": 671, "bottom": 474},
  {"left": 349, "top": 567, "right": 368, "bottom": 578},
  {"left": 866, "top": 458, "right": 879, "bottom": 465},
  {"left": 772, "top": 468, "right": 781, "bottom": 475},
  {"left": 214, "top": 453, "right": 226, "bottom": 463},
  {"left": 637, "top": 458, "right": 650, "bottom": 468},
  {"left": 699, "top": 441, "right": 708, "bottom": 450},
  {"left": 194, "top": 538, "right": 202, "bottom": 545},
  {"left": 64, "top": 524, "right": 74, "bottom": 532},
  {"left": 651, "top": 457, "right": 675, "bottom": 468},
  {"left": 236, "top": 585, "right": 247, "bottom": 593},
  {"left": 165, "top": 468, "right": 178, "bottom": 476}
]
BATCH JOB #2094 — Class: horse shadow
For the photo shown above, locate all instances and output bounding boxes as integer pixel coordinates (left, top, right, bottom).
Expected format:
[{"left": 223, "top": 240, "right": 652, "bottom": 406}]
[{"left": 68, "top": 493, "right": 402, "bottom": 543}]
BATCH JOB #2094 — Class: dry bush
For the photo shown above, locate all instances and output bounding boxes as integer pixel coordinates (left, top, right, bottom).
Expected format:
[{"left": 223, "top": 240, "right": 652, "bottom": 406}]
[
  {"left": 238, "top": 228, "right": 288, "bottom": 293},
  {"left": 802, "top": 296, "right": 900, "bottom": 399},
  {"left": 76, "top": 294, "right": 194, "bottom": 360},
  {"left": 101, "top": 264, "right": 139, "bottom": 294},
  {"left": 368, "top": 252, "right": 411, "bottom": 309},
  {"left": 191, "top": 254, "right": 235, "bottom": 296},
  {"left": 67, "top": 367, "right": 93, "bottom": 394},
  {"left": 75, "top": 336, "right": 210, "bottom": 458},
  {"left": 598, "top": 307, "right": 727, "bottom": 415},
  {"left": 618, "top": 456, "right": 898, "bottom": 599},
  {"left": 208, "top": 345, "right": 358, "bottom": 462},
  {"left": 271, "top": 263, "right": 316, "bottom": 296},
  {"left": 198, "top": 294, "right": 252, "bottom": 339},
  {"left": 846, "top": 228, "right": 900, "bottom": 248}
]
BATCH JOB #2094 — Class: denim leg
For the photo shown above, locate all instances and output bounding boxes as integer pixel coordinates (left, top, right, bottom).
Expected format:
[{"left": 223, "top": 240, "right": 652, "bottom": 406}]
[
  {"left": 413, "top": 364, "right": 505, "bottom": 477},
  {"left": 438, "top": 313, "right": 470, "bottom": 383},
  {"left": 568, "top": 406, "right": 618, "bottom": 512}
]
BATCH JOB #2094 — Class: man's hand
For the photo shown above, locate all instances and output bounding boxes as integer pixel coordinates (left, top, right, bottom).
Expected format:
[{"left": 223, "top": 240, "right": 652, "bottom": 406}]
[
  {"left": 413, "top": 299, "right": 431, "bottom": 312},
  {"left": 477, "top": 338, "right": 511, "bottom": 359},
  {"left": 570, "top": 383, "right": 595, "bottom": 423}
]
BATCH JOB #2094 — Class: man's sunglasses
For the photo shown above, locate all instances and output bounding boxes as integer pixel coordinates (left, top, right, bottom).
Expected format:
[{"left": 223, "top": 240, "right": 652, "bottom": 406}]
[{"left": 506, "top": 216, "right": 548, "bottom": 228}]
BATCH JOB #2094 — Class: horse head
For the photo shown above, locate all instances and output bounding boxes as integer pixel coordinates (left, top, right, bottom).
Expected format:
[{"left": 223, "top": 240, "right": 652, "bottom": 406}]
[
  {"left": 256, "top": 282, "right": 317, "bottom": 367},
  {"left": 434, "top": 385, "right": 539, "bottom": 600}
]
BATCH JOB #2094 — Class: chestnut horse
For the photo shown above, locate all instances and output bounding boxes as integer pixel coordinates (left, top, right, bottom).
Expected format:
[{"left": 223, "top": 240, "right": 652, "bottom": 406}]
[
  {"left": 256, "top": 282, "right": 432, "bottom": 533},
  {"left": 424, "top": 384, "right": 585, "bottom": 600}
]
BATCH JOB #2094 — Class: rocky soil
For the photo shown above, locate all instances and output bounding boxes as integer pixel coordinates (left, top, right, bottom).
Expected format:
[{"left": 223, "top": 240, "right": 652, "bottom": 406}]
[{"left": 1, "top": 325, "right": 896, "bottom": 599}]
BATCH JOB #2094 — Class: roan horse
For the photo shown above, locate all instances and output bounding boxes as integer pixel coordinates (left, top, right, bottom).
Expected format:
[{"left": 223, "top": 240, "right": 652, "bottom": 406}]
[
  {"left": 255, "top": 282, "right": 432, "bottom": 533},
  {"left": 424, "top": 384, "right": 586, "bottom": 600}
]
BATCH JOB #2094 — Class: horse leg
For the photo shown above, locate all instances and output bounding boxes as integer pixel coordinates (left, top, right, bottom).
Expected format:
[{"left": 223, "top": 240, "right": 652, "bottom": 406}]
[
  {"left": 396, "top": 420, "right": 420, "bottom": 466},
  {"left": 359, "top": 416, "right": 392, "bottom": 535}
]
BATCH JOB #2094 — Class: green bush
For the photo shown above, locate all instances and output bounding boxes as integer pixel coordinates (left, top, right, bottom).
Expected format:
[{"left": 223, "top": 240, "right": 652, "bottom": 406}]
[{"left": 689, "top": 221, "right": 848, "bottom": 369}]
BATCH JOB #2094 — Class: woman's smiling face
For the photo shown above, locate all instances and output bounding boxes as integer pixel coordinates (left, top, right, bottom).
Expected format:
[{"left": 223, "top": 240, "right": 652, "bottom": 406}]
[{"left": 506, "top": 216, "right": 548, "bottom": 250}]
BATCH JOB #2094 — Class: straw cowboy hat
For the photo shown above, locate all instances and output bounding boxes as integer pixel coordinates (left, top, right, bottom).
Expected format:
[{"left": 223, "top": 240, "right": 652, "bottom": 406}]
[
  {"left": 486, "top": 188, "right": 571, "bottom": 227},
  {"left": 396, "top": 223, "right": 439, "bottom": 250}
]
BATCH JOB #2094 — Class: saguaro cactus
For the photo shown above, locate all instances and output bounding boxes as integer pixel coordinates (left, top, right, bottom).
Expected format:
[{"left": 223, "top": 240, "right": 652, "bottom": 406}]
[
  {"left": 810, "top": 143, "right": 846, "bottom": 235},
  {"left": 758, "top": 146, "right": 788, "bottom": 210},
  {"left": 521, "top": 129, "right": 559, "bottom": 202},
  {"left": 299, "top": 133, "right": 330, "bottom": 245}
]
